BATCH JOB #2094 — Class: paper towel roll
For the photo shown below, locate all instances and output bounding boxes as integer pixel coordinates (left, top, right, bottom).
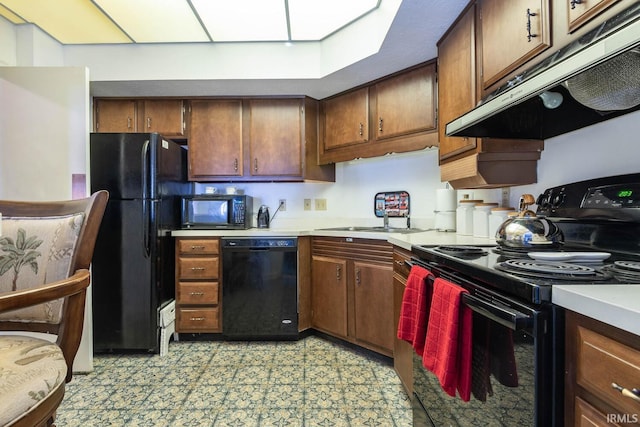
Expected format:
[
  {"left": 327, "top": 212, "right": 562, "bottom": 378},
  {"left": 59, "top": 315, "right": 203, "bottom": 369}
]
[{"left": 436, "top": 189, "right": 457, "bottom": 211}]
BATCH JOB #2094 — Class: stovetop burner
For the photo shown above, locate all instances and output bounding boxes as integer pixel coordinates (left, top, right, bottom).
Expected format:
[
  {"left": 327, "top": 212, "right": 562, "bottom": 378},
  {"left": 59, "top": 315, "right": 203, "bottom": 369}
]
[
  {"left": 434, "top": 245, "right": 488, "bottom": 258},
  {"left": 604, "top": 261, "right": 640, "bottom": 283},
  {"left": 495, "top": 259, "right": 614, "bottom": 281}
]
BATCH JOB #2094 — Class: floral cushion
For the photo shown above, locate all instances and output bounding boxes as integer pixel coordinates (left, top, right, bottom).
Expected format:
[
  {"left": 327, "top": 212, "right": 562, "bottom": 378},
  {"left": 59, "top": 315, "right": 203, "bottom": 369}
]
[
  {"left": 0, "top": 214, "right": 85, "bottom": 324},
  {"left": 0, "top": 335, "right": 67, "bottom": 426}
]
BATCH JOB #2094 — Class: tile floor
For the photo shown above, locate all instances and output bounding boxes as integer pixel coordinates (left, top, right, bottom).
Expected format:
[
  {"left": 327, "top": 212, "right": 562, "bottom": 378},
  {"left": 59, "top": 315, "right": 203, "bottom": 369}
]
[{"left": 56, "top": 334, "right": 413, "bottom": 426}]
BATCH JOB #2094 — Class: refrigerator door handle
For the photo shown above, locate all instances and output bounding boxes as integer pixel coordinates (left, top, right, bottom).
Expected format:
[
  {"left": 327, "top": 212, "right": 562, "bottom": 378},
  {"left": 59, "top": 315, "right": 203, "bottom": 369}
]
[
  {"left": 143, "top": 199, "right": 151, "bottom": 258},
  {"left": 141, "top": 140, "right": 151, "bottom": 257},
  {"left": 141, "top": 140, "right": 150, "bottom": 201}
]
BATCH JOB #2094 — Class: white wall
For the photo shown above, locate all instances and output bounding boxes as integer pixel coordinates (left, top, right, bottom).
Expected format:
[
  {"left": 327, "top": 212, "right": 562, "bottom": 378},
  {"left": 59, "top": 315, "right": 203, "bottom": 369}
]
[
  {"left": 0, "top": 17, "right": 16, "bottom": 66},
  {"left": 510, "top": 109, "right": 640, "bottom": 205},
  {"left": 194, "top": 148, "right": 501, "bottom": 229},
  {"left": 0, "top": 67, "right": 89, "bottom": 201}
]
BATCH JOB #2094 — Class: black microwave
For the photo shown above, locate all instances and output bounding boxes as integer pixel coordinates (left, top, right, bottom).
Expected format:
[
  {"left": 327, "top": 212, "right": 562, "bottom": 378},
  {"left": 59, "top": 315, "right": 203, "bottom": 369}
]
[{"left": 181, "top": 195, "right": 253, "bottom": 229}]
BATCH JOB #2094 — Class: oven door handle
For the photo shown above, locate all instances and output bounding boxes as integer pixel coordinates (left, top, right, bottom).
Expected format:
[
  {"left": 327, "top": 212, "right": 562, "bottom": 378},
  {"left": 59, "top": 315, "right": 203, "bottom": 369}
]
[{"left": 462, "top": 293, "right": 533, "bottom": 331}]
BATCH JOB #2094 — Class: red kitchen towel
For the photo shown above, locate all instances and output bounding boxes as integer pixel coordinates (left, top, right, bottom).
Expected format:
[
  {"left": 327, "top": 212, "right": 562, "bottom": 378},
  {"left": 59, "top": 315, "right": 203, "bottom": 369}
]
[
  {"left": 397, "top": 265, "right": 432, "bottom": 355},
  {"left": 422, "top": 277, "right": 473, "bottom": 402}
]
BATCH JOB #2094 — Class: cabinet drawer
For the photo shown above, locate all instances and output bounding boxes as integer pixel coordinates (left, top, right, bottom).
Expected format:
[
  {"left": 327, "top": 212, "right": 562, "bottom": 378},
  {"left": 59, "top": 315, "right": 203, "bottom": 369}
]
[
  {"left": 178, "top": 239, "right": 219, "bottom": 255},
  {"left": 575, "top": 397, "right": 622, "bottom": 427},
  {"left": 177, "top": 257, "right": 219, "bottom": 279},
  {"left": 177, "top": 308, "right": 219, "bottom": 331},
  {"left": 392, "top": 250, "right": 412, "bottom": 278},
  {"left": 177, "top": 281, "right": 219, "bottom": 305},
  {"left": 576, "top": 325, "right": 640, "bottom": 416}
]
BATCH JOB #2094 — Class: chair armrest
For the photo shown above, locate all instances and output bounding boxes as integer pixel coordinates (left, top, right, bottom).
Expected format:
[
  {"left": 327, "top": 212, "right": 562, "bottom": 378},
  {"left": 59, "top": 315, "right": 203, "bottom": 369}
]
[{"left": 0, "top": 269, "right": 90, "bottom": 314}]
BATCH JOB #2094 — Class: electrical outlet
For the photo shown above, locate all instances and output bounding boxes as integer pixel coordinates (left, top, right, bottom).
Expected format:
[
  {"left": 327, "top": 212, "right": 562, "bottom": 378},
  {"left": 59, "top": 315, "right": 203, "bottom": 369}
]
[
  {"left": 279, "top": 199, "right": 286, "bottom": 211},
  {"left": 304, "top": 199, "right": 311, "bottom": 211},
  {"left": 315, "top": 198, "right": 327, "bottom": 211},
  {"left": 501, "top": 187, "right": 511, "bottom": 207}
]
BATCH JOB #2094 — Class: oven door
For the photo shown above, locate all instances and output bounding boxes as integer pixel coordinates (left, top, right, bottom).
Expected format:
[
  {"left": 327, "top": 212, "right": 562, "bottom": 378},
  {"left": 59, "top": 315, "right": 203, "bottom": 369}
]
[{"left": 411, "top": 260, "right": 562, "bottom": 427}]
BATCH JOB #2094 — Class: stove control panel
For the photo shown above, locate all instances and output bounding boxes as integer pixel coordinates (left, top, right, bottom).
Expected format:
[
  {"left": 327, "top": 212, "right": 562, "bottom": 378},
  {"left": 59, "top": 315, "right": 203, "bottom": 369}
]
[
  {"left": 536, "top": 173, "right": 640, "bottom": 221},
  {"left": 582, "top": 183, "right": 640, "bottom": 209}
]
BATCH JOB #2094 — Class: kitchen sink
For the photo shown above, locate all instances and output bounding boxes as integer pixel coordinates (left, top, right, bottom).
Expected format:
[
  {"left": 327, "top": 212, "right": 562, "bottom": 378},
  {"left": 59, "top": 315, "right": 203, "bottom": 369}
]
[{"left": 317, "top": 226, "right": 427, "bottom": 234}]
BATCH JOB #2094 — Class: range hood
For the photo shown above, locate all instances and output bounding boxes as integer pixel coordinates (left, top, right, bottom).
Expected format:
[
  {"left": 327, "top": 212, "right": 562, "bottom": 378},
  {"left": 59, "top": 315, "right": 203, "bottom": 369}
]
[{"left": 446, "top": 3, "right": 640, "bottom": 140}]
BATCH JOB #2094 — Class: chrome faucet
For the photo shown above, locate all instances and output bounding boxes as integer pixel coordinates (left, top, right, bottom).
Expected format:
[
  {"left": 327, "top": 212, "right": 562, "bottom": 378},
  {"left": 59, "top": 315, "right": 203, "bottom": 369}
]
[{"left": 383, "top": 211, "right": 389, "bottom": 229}]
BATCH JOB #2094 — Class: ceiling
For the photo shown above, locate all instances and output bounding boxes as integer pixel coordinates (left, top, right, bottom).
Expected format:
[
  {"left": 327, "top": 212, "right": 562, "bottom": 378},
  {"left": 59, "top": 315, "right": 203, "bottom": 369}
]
[{"left": 1, "top": 0, "right": 469, "bottom": 99}]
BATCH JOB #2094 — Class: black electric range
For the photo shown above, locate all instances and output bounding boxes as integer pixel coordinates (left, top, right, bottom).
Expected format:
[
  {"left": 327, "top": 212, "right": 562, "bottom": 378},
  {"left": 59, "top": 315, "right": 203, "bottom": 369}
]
[{"left": 409, "top": 173, "right": 640, "bottom": 427}]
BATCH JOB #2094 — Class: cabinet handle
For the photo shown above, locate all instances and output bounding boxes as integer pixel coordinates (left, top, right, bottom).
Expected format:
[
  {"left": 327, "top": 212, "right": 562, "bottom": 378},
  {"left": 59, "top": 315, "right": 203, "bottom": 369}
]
[
  {"left": 378, "top": 117, "right": 383, "bottom": 132},
  {"left": 234, "top": 158, "right": 238, "bottom": 172},
  {"left": 189, "top": 292, "right": 205, "bottom": 296},
  {"left": 356, "top": 268, "right": 361, "bottom": 286},
  {"left": 612, "top": 383, "right": 640, "bottom": 403},
  {"left": 190, "top": 267, "right": 206, "bottom": 271},
  {"left": 336, "top": 265, "right": 341, "bottom": 281},
  {"left": 254, "top": 158, "right": 258, "bottom": 172},
  {"left": 190, "top": 245, "right": 206, "bottom": 250},
  {"left": 147, "top": 117, "right": 152, "bottom": 128},
  {"left": 395, "top": 260, "right": 405, "bottom": 267},
  {"left": 570, "top": 0, "right": 582, "bottom": 9},
  {"left": 359, "top": 122, "right": 364, "bottom": 136},
  {"left": 127, "top": 117, "right": 132, "bottom": 130},
  {"left": 190, "top": 317, "right": 206, "bottom": 321},
  {"left": 526, "top": 8, "right": 538, "bottom": 42}
]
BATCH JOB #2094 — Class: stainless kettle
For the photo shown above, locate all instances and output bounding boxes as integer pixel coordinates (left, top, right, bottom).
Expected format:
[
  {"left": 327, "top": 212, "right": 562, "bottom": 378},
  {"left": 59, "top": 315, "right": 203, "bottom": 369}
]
[
  {"left": 257, "top": 205, "right": 270, "bottom": 228},
  {"left": 495, "top": 194, "right": 564, "bottom": 248}
]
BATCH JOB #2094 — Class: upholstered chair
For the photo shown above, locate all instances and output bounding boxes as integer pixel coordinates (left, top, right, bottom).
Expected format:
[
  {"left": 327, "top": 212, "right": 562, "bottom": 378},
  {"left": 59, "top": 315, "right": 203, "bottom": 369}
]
[{"left": 0, "top": 190, "right": 108, "bottom": 427}]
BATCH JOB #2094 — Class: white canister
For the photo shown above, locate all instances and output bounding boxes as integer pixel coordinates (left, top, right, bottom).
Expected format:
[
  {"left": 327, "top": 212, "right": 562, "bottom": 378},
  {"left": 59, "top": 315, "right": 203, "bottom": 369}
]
[
  {"left": 473, "top": 203, "right": 499, "bottom": 238},
  {"left": 489, "top": 207, "right": 516, "bottom": 239},
  {"left": 456, "top": 199, "right": 482, "bottom": 236}
]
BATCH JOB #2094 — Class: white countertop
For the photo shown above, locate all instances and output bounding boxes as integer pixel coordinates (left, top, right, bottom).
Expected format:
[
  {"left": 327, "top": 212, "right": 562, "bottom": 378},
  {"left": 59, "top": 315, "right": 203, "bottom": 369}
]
[
  {"left": 172, "top": 226, "right": 639, "bottom": 337},
  {"left": 553, "top": 285, "right": 640, "bottom": 336}
]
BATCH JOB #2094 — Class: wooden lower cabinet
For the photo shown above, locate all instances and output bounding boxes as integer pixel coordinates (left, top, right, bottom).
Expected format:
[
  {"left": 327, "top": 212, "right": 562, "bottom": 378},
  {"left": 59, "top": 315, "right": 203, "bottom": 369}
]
[
  {"left": 311, "top": 255, "right": 348, "bottom": 337},
  {"left": 175, "top": 238, "right": 221, "bottom": 333},
  {"left": 392, "top": 245, "right": 414, "bottom": 395},
  {"left": 311, "top": 237, "right": 394, "bottom": 356},
  {"left": 565, "top": 310, "right": 640, "bottom": 426}
]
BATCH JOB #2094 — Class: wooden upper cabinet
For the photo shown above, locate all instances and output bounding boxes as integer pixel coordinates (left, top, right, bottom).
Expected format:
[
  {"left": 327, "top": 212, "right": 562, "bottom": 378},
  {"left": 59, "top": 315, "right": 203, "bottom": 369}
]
[
  {"left": 188, "top": 99, "right": 243, "bottom": 180},
  {"left": 373, "top": 64, "right": 436, "bottom": 141},
  {"left": 567, "top": 0, "right": 620, "bottom": 32},
  {"left": 479, "top": 0, "right": 551, "bottom": 90},
  {"left": 248, "top": 98, "right": 303, "bottom": 177},
  {"left": 322, "top": 88, "right": 369, "bottom": 151},
  {"left": 438, "top": 4, "right": 478, "bottom": 162},
  {"left": 94, "top": 99, "right": 137, "bottom": 132},
  {"left": 141, "top": 99, "right": 185, "bottom": 137}
]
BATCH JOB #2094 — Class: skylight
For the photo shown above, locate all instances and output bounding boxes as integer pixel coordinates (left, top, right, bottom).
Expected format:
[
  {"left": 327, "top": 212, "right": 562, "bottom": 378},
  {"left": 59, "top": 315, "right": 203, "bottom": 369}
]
[{"left": 0, "top": 0, "right": 380, "bottom": 44}]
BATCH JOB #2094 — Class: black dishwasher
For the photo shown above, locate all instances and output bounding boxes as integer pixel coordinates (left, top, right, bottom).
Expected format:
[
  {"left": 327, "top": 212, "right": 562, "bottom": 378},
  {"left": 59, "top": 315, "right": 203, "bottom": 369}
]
[{"left": 221, "top": 237, "right": 298, "bottom": 340}]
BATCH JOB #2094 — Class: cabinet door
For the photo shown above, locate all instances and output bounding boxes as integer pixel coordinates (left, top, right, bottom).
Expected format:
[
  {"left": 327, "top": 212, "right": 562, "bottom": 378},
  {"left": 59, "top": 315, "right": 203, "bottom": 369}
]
[
  {"left": 94, "top": 99, "right": 137, "bottom": 132},
  {"left": 249, "top": 98, "right": 303, "bottom": 177},
  {"left": 188, "top": 100, "right": 243, "bottom": 180},
  {"left": 353, "top": 261, "right": 394, "bottom": 352},
  {"left": 480, "top": 0, "right": 551, "bottom": 89},
  {"left": 437, "top": 5, "right": 478, "bottom": 162},
  {"left": 567, "top": 0, "right": 620, "bottom": 32},
  {"left": 322, "top": 88, "right": 369, "bottom": 150},
  {"left": 374, "top": 64, "right": 436, "bottom": 141},
  {"left": 141, "top": 99, "right": 185, "bottom": 136},
  {"left": 311, "top": 255, "right": 348, "bottom": 337}
]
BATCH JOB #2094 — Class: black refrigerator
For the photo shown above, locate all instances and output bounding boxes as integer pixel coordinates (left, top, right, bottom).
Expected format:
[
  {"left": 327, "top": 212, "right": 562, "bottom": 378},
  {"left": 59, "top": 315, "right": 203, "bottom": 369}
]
[{"left": 90, "top": 133, "right": 191, "bottom": 352}]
